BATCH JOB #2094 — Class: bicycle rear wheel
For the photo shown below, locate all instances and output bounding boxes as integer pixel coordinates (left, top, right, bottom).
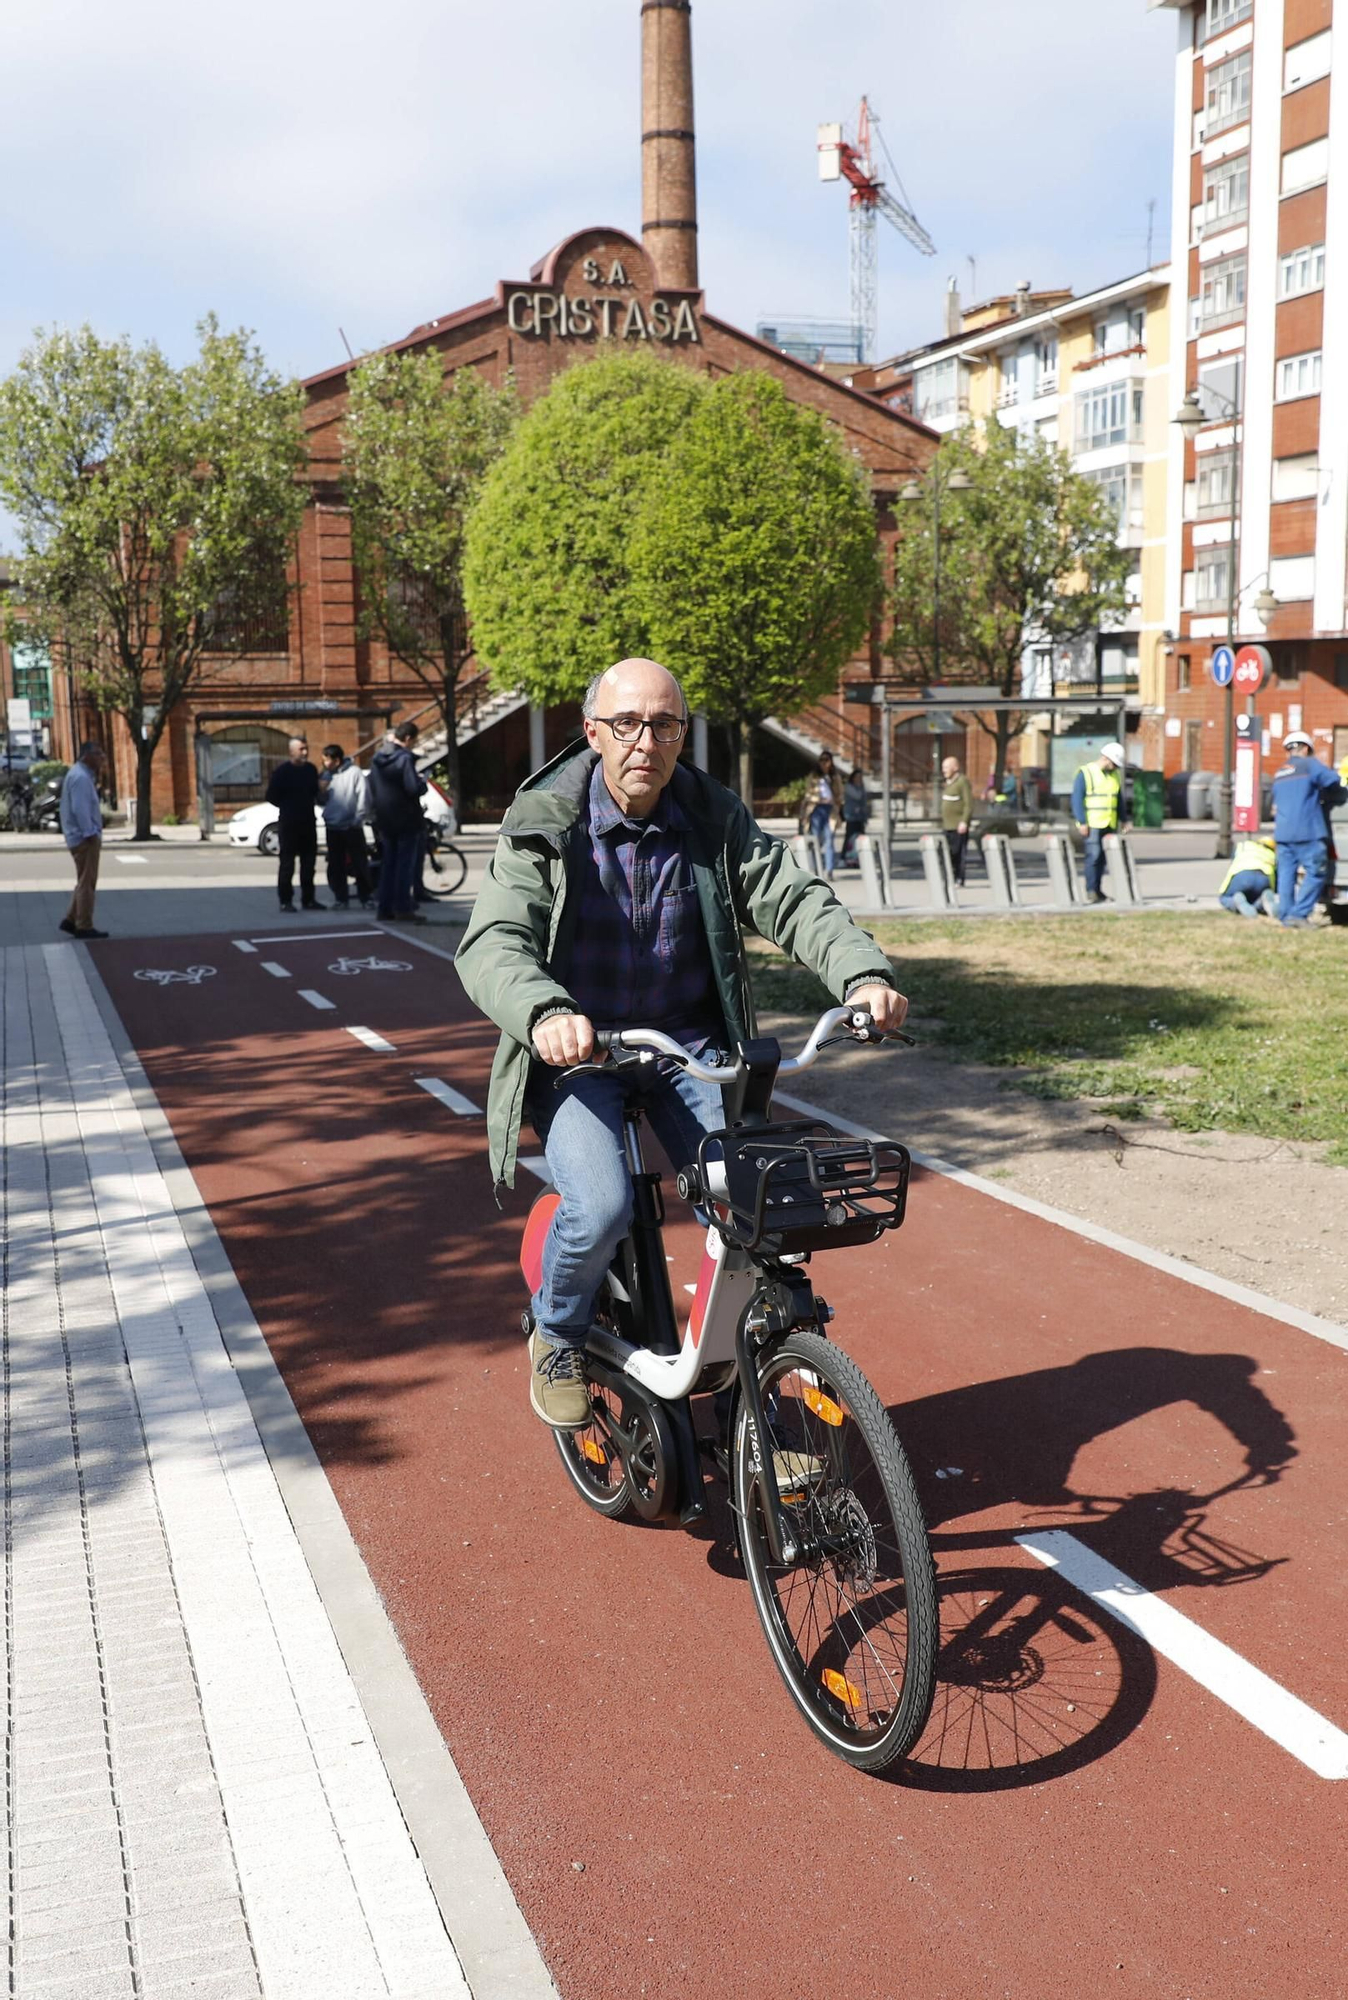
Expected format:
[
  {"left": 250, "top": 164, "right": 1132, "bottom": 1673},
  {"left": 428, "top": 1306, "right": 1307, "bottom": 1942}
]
[
  {"left": 437, "top": 842, "right": 468, "bottom": 894},
  {"left": 733, "top": 1330, "right": 937, "bottom": 1772}
]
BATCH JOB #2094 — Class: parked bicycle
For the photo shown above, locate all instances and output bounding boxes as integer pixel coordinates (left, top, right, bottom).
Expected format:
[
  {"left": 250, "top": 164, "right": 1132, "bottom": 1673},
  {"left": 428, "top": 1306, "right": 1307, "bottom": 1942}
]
[{"left": 518, "top": 1006, "right": 938, "bottom": 1772}]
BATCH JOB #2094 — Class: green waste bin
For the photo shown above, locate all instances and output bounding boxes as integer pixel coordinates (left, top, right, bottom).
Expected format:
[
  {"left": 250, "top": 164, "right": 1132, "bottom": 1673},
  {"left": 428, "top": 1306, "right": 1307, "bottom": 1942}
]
[{"left": 1131, "top": 768, "right": 1165, "bottom": 830}]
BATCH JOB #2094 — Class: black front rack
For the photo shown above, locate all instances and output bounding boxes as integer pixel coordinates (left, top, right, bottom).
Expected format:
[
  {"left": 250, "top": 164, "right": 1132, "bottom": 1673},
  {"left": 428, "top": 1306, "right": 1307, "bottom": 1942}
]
[{"left": 694, "top": 1120, "right": 911, "bottom": 1255}]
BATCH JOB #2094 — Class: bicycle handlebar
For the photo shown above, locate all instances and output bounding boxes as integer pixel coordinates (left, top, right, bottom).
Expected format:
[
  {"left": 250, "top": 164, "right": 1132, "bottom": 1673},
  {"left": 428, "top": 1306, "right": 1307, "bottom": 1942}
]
[{"left": 597, "top": 1006, "right": 910, "bottom": 1085}]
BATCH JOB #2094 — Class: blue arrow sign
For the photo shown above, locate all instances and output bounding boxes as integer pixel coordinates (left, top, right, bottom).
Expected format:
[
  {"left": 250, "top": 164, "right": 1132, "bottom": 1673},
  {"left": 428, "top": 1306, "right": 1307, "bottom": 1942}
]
[{"left": 1210, "top": 645, "right": 1236, "bottom": 688}]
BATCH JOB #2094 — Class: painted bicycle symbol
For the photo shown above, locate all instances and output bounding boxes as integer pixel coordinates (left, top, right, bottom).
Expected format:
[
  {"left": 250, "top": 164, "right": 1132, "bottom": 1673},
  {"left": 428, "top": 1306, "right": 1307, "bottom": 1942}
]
[
  {"left": 326, "top": 954, "right": 413, "bottom": 977},
  {"left": 134, "top": 965, "right": 217, "bottom": 986}
]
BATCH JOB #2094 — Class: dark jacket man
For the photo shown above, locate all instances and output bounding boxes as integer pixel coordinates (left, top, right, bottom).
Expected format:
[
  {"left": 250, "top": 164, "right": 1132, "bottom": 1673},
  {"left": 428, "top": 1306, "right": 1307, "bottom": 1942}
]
[{"left": 369, "top": 736, "right": 427, "bottom": 835}]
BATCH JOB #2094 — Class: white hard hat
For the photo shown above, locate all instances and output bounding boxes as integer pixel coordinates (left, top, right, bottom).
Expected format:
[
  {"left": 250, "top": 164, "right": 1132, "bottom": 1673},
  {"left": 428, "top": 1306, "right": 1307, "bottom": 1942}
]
[
  {"left": 1283, "top": 729, "right": 1312, "bottom": 749},
  {"left": 1100, "top": 740, "right": 1125, "bottom": 764}
]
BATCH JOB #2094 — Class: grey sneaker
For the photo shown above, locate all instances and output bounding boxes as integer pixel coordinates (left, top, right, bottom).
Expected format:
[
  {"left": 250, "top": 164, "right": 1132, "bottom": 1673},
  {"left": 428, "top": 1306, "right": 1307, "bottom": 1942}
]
[{"left": 528, "top": 1331, "right": 590, "bottom": 1430}]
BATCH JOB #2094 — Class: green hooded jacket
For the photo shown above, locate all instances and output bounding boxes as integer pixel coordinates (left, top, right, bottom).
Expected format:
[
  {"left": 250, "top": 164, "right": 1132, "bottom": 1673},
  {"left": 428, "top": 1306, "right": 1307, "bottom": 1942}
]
[{"left": 454, "top": 742, "right": 898, "bottom": 1196}]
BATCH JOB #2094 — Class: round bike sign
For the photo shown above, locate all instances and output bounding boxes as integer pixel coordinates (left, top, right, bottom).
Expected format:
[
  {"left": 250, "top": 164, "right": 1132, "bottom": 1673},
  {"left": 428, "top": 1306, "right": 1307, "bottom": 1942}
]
[{"left": 1233, "top": 643, "right": 1272, "bottom": 694}]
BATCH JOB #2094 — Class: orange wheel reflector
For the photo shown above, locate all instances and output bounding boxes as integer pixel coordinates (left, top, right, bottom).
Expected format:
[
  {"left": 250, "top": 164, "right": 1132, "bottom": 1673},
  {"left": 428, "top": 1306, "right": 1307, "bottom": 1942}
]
[
  {"left": 804, "top": 1384, "right": 844, "bottom": 1427},
  {"left": 822, "top": 1668, "right": 865, "bottom": 1712},
  {"left": 580, "top": 1438, "right": 607, "bottom": 1466}
]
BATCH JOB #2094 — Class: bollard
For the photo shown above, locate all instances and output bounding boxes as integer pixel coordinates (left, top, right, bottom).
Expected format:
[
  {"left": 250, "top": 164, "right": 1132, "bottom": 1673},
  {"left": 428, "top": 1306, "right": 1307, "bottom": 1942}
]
[
  {"left": 1043, "top": 831, "right": 1081, "bottom": 907},
  {"left": 919, "top": 832, "right": 959, "bottom": 909},
  {"left": 980, "top": 833, "right": 1022, "bottom": 908},
  {"left": 1103, "top": 832, "right": 1142, "bottom": 906},
  {"left": 790, "top": 833, "right": 822, "bottom": 878},
  {"left": 854, "top": 832, "right": 887, "bottom": 907}
]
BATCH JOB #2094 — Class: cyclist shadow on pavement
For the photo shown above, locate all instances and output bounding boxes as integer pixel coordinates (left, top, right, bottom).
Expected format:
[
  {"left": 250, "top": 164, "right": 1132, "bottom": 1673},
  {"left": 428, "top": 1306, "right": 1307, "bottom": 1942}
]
[{"left": 881, "top": 1345, "right": 1297, "bottom": 1792}]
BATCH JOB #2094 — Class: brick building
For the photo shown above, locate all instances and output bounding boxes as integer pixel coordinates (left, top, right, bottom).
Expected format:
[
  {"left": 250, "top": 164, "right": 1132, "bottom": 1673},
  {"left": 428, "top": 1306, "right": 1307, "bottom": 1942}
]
[{"left": 98, "top": 0, "right": 935, "bottom": 824}]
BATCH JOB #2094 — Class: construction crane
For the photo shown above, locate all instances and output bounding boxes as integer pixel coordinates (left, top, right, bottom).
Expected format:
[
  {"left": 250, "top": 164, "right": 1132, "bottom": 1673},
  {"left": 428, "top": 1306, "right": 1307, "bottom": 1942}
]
[{"left": 818, "top": 97, "right": 935, "bottom": 366}]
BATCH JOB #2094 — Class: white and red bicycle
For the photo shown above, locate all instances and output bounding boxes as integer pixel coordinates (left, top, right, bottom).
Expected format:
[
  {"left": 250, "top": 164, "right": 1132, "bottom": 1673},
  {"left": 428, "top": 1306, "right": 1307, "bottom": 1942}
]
[{"left": 518, "top": 1006, "right": 938, "bottom": 1772}]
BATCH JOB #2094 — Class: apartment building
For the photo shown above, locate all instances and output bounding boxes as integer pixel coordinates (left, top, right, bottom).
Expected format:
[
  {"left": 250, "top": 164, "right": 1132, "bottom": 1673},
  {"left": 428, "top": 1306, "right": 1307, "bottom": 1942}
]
[
  {"left": 1154, "top": 0, "right": 1348, "bottom": 775},
  {"left": 859, "top": 267, "right": 1173, "bottom": 769}
]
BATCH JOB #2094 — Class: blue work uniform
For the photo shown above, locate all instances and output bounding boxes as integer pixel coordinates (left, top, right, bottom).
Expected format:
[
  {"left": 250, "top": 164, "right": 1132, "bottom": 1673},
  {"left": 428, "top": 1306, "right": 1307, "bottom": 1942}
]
[{"left": 1270, "top": 753, "right": 1346, "bottom": 925}]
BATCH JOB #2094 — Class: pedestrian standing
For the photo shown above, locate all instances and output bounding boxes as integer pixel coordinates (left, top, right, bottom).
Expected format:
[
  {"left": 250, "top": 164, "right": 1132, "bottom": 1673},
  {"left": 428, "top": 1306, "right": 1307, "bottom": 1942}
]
[
  {"left": 1218, "top": 836, "right": 1278, "bottom": 918},
  {"left": 57, "top": 741, "right": 108, "bottom": 939},
  {"left": 840, "top": 767, "right": 870, "bottom": 866},
  {"left": 1071, "top": 740, "right": 1126, "bottom": 904},
  {"left": 799, "top": 751, "right": 839, "bottom": 878},
  {"left": 1270, "top": 729, "right": 1346, "bottom": 928},
  {"left": 319, "top": 744, "right": 373, "bottom": 908},
  {"left": 940, "top": 755, "right": 974, "bottom": 885},
  {"left": 369, "top": 721, "right": 428, "bottom": 924},
  {"left": 266, "top": 736, "right": 323, "bottom": 912}
]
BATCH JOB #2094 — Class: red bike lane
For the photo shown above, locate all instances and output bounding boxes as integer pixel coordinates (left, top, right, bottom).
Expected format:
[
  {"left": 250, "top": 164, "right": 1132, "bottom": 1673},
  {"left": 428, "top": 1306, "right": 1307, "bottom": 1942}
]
[{"left": 94, "top": 929, "right": 1348, "bottom": 2000}]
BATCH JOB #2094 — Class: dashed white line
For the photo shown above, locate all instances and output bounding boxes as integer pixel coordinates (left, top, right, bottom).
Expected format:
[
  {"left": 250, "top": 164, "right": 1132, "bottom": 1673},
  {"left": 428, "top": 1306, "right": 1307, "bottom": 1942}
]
[
  {"left": 1018, "top": 1531, "right": 1348, "bottom": 1781},
  {"left": 298, "top": 990, "right": 336, "bottom": 1011},
  {"left": 114, "top": 854, "right": 148, "bottom": 865},
  {"left": 415, "top": 1076, "right": 484, "bottom": 1117},
  {"left": 260, "top": 961, "right": 291, "bottom": 979},
  {"left": 346, "top": 1026, "right": 396, "bottom": 1053},
  {"left": 232, "top": 940, "right": 258, "bottom": 954}
]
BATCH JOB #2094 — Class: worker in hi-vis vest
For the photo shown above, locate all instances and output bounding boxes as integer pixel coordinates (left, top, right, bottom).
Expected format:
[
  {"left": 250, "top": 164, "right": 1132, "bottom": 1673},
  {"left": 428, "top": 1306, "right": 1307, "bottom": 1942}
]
[
  {"left": 1070, "top": 740, "right": 1126, "bottom": 903},
  {"left": 1218, "top": 835, "right": 1277, "bottom": 920}
]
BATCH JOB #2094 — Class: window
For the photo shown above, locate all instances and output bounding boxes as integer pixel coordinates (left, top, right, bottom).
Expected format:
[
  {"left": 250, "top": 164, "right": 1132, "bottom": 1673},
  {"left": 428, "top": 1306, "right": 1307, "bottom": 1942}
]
[
  {"left": 1203, "top": 155, "right": 1249, "bottom": 229},
  {"left": 8, "top": 639, "right": 54, "bottom": 722},
  {"left": 1269, "top": 554, "right": 1315, "bottom": 600},
  {"left": 1034, "top": 334, "right": 1058, "bottom": 392},
  {"left": 915, "top": 356, "right": 963, "bottom": 422},
  {"left": 1271, "top": 644, "right": 1307, "bottom": 682},
  {"left": 1093, "top": 322, "right": 1108, "bottom": 356},
  {"left": 1075, "top": 381, "right": 1144, "bottom": 451},
  {"left": 1195, "top": 548, "right": 1232, "bottom": 610},
  {"left": 1279, "top": 243, "right": 1325, "bottom": 298},
  {"left": 1285, "top": 31, "right": 1332, "bottom": 94},
  {"left": 1128, "top": 306, "right": 1146, "bottom": 347},
  {"left": 1099, "top": 637, "right": 1140, "bottom": 685},
  {"left": 1275, "top": 350, "right": 1322, "bottom": 400},
  {"left": 1084, "top": 464, "right": 1144, "bottom": 535},
  {"left": 1177, "top": 653, "right": 1193, "bottom": 692},
  {"left": 1334, "top": 654, "right": 1348, "bottom": 691},
  {"left": 202, "top": 564, "right": 290, "bottom": 654},
  {"left": 1196, "top": 450, "right": 1235, "bottom": 518},
  {"left": 1272, "top": 453, "right": 1319, "bottom": 501},
  {"left": 1206, "top": 51, "right": 1252, "bottom": 137},
  {"left": 1200, "top": 254, "right": 1247, "bottom": 327},
  {"left": 1206, "top": 0, "right": 1251, "bottom": 31},
  {"left": 1197, "top": 355, "right": 1243, "bottom": 420},
  {"left": 1283, "top": 138, "right": 1330, "bottom": 196}
]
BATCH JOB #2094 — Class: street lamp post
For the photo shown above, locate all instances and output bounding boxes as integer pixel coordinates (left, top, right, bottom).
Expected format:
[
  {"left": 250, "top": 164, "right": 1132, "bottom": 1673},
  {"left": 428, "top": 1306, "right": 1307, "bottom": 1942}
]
[
  {"left": 901, "top": 461, "right": 972, "bottom": 828},
  {"left": 1174, "top": 384, "right": 1241, "bottom": 857}
]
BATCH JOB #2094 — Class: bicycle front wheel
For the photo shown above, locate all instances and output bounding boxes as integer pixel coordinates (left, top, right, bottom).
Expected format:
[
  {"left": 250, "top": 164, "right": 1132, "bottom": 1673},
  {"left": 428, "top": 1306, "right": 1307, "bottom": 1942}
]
[{"left": 733, "top": 1330, "right": 937, "bottom": 1772}]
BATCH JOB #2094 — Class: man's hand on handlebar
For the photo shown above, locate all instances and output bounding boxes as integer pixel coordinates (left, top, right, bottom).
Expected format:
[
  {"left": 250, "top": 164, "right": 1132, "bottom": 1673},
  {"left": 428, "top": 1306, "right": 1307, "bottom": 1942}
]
[
  {"left": 847, "top": 984, "right": 909, "bottom": 1036},
  {"left": 532, "top": 1011, "right": 596, "bottom": 1067}
]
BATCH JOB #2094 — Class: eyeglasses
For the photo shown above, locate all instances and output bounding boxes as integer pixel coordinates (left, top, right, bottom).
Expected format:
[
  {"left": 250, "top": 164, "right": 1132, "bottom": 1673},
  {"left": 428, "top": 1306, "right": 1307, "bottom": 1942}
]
[{"left": 592, "top": 713, "right": 688, "bottom": 746}]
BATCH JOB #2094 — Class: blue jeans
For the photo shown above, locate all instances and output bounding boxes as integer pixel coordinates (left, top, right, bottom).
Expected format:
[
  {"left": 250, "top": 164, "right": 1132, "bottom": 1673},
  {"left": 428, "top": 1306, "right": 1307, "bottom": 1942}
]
[
  {"left": 809, "top": 805, "right": 835, "bottom": 875},
  {"left": 1276, "top": 838, "right": 1329, "bottom": 924},
  {"left": 527, "top": 1060, "right": 725, "bottom": 1349},
  {"left": 1219, "top": 870, "right": 1276, "bottom": 919},
  {"left": 1083, "top": 828, "right": 1109, "bottom": 896},
  {"left": 376, "top": 829, "right": 419, "bottom": 917}
]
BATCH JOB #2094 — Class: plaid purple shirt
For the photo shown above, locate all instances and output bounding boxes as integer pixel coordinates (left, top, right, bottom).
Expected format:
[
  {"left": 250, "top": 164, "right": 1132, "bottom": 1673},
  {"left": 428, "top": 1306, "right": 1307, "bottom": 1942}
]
[{"left": 561, "top": 762, "right": 721, "bottom": 1043}]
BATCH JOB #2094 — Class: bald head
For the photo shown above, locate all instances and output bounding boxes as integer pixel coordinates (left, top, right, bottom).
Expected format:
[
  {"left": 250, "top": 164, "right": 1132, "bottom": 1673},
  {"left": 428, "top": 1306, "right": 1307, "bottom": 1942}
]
[
  {"left": 583, "top": 658, "right": 686, "bottom": 721},
  {"left": 581, "top": 657, "right": 689, "bottom": 817}
]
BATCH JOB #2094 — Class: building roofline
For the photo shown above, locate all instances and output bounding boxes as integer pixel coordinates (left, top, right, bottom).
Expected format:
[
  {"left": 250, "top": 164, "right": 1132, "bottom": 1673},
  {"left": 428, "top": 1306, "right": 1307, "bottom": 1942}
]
[
  {"left": 698, "top": 311, "right": 938, "bottom": 442},
  {"left": 881, "top": 264, "right": 1173, "bottom": 376}
]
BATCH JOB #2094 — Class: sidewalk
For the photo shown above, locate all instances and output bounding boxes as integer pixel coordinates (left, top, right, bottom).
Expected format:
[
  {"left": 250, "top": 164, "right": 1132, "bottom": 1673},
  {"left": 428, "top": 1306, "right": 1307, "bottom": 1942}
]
[{"left": 0, "top": 943, "right": 536, "bottom": 1998}]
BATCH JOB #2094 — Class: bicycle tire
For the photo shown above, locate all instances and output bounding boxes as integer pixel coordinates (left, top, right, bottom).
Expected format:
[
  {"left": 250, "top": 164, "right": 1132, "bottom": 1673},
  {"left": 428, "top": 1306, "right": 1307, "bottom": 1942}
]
[
  {"left": 437, "top": 843, "right": 468, "bottom": 894},
  {"left": 553, "top": 1376, "right": 634, "bottom": 1519},
  {"left": 733, "top": 1329, "right": 937, "bottom": 1772}
]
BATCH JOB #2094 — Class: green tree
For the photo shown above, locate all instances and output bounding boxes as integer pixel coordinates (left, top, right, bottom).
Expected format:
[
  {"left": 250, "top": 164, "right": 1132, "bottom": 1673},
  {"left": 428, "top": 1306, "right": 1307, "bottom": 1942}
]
[
  {"left": 0, "top": 318, "right": 307, "bottom": 839},
  {"left": 462, "top": 347, "right": 707, "bottom": 705},
  {"left": 343, "top": 351, "right": 518, "bottom": 802},
  {"left": 888, "top": 422, "right": 1132, "bottom": 788},
  {"left": 632, "top": 371, "right": 879, "bottom": 802}
]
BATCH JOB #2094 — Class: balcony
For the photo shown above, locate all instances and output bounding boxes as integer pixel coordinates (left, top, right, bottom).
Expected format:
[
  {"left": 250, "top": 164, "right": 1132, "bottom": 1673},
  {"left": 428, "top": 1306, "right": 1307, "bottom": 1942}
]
[
  {"left": 996, "top": 381, "right": 1020, "bottom": 410},
  {"left": 1036, "top": 371, "right": 1059, "bottom": 398}
]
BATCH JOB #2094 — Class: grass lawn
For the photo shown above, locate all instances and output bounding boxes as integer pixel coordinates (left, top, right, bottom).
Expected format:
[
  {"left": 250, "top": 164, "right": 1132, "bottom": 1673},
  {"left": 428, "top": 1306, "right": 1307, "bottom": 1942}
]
[{"left": 747, "top": 911, "right": 1348, "bottom": 1164}]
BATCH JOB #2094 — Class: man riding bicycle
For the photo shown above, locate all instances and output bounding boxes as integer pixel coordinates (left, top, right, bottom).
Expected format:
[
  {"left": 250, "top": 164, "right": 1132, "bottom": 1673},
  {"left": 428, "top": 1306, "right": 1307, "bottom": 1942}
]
[{"left": 456, "top": 657, "right": 908, "bottom": 1430}]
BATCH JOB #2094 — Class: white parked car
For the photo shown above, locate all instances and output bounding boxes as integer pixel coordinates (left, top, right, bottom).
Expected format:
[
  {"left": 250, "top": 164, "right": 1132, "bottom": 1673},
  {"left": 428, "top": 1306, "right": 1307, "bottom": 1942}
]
[{"left": 227, "top": 779, "right": 457, "bottom": 857}]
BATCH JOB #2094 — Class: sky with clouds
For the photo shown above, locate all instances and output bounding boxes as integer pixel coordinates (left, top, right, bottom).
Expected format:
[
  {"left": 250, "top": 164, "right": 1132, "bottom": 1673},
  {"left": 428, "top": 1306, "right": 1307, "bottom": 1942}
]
[{"left": 1, "top": 1, "right": 1179, "bottom": 386}]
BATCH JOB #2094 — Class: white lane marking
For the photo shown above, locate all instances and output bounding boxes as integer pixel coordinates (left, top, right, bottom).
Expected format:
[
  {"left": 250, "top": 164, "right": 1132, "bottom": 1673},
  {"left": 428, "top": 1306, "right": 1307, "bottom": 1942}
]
[
  {"left": 115, "top": 854, "right": 148, "bottom": 864},
  {"left": 519, "top": 1156, "right": 552, "bottom": 1183},
  {"left": 773, "top": 1088, "right": 1348, "bottom": 1357},
  {"left": 232, "top": 940, "right": 259, "bottom": 954},
  {"left": 260, "top": 961, "right": 291, "bottom": 979},
  {"left": 346, "top": 1026, "right": 396, "bottom": 1053},
  {"left": 1018, "top": 1531, "right": 1348, "bottom": 1781},
  {"left": 415, "top": 1076, "right": 483, "bottom": 1117},
  {"left": 298, "top": 990, "right": 336, "bottom": 1011},
  {"left": 249, "top": 930, "right": 383, "bottom": 946}
]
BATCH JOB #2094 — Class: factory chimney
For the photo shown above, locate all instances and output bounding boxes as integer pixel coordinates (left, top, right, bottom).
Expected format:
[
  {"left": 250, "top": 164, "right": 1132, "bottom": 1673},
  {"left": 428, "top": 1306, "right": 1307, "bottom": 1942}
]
[{"left": 641, "top": 0, "right": 699, "bottom": 291}]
